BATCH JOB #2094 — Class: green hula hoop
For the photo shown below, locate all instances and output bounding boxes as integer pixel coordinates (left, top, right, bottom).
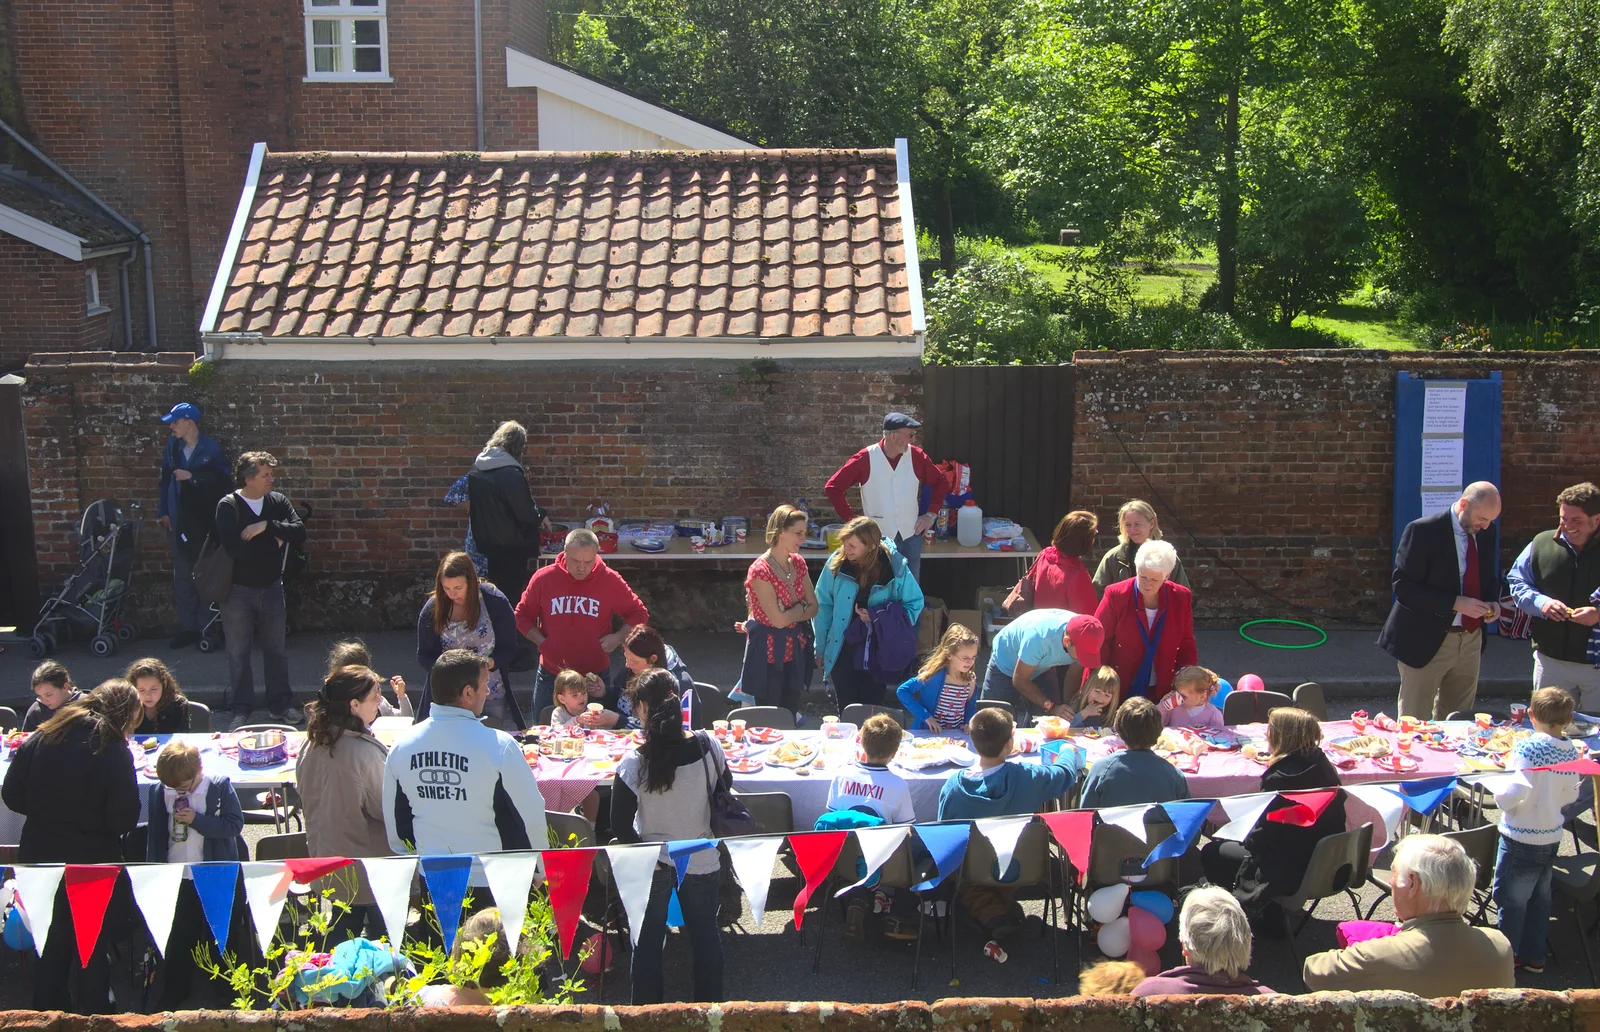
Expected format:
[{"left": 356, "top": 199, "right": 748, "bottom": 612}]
[{"left": 1239, "top": 618, "right": 1328, "bottom": 650}]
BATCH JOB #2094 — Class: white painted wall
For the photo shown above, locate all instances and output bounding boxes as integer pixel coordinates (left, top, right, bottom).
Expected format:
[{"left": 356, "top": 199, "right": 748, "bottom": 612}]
[{"left": 538, "top": 92, "right": 682, "bottom": 151}]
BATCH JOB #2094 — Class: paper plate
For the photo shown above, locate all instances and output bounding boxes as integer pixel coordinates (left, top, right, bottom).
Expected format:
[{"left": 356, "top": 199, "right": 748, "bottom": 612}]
[
  {"left": 631, "top": 536, "right": 668, "bottom": 553},
  {"left": 746, "top": 726, "right": 786, "bottom": 744},
  {"left": 1372, "top": 754, "right": 1419, "bottom": 773},
  {"left": 727, "top": 756, "right": 765, "bottom": 774}
]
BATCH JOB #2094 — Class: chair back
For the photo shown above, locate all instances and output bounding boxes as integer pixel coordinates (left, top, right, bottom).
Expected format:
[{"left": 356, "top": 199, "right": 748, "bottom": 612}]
[
  {"left": 841, "top": 704, "right": 914, "bottom": 729},
  {"left": 1291, "top": 683, "right": 1326, "bottom": 720},
  {"left": 728, "top": 705, "right": 797, "bottom": 730},
  {"left": 963, "top": 820, "right": 1052, "bottom": 889},
  {"left": 733, "top": 791, "right": 795, "bottom": 836},
  {"left": 692, "top": 682, "right": 733, "bottom": 727},
  {"left": 830, "top": 832, "right": 917, "bottom": 891},
  {"left": 1274, "top": 823, "right": 1372, "bottom": 909},
  {"left": 538, "top": 704, "right": 555, "bottom": 726},
  {"left": 1085, "top": 813, "right": 1179, "bottom": 890},
  {"left": 975, "top": 699, "right": 1014, "bottom": 717},
  {"left": 0, "top": 706, "right": 17, "bottom": 732},
  {"left": 1442, "top": 823, "right": 1498, "bottom": 892},
  {"left": 185, "top": 700, "right": 213, "bottom": 732},
  {"left": 546, "top": 810, "right": 597, "bottom": 849},
  {"left": 1222, "top": 691, "right": 1294, "bottom": 725},
  {"left": 255, "top": 831, "right": 309, "bottom": 861}
]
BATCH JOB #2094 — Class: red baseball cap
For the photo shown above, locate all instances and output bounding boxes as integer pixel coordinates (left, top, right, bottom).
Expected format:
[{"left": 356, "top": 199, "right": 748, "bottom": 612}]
[{"left": 1065, "top": 614, "right": 1104, "bottom": 669}]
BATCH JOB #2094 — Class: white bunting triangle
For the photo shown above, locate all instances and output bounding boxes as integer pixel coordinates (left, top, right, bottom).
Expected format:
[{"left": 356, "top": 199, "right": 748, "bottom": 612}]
[
  {"left": 836, "top": 826, "right": 909, "bottom": 896},
  {"left": 480, "top": 852, "right": 543, "bottom": 952},
  {"left": 11, "top": 865, "right": 64, "bottom": 958},
  {"left": 1211, "top": 792, "right": 1278, "bottom": 842},
  {"left": 973, "top": 817, "right": 1032, "bottom": 881},
  {"left": 603, "top": 844, "right": 665, "bottom": 947},
  {"left": 723, "top": 836, "right": 784, "bottom": 927},
  {"left": 1466, "top": 771, "right": 1525, "bottom": 798},
  {"left": 361, "top": 856, "right": 418, "bottom": 950},
  {"left": 1101, "top": 804, "right": 1152, "bottom": 843},
  {"left": 1347, "top": 784, "right": 1409, "bottom": 850},
  {"left": 241, "top": 863, "right": 294, "bottom": 954},
  {"left": 127, "top": 864, "right": 187, "bottom": 957}
]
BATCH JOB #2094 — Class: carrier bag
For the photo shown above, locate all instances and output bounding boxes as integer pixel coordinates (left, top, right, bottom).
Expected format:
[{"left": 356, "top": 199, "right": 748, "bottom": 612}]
[{"left": 191, "top": 533, "right": 234, "bottom": 605}]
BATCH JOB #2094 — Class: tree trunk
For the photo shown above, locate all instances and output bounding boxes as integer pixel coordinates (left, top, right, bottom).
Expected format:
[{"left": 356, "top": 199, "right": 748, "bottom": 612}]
[
  {"left": 937, "top": 177, "right": 957, "bottom": 276},
  {"left": 1216, "top": 79, "right": 1240, "bottom": 315}
]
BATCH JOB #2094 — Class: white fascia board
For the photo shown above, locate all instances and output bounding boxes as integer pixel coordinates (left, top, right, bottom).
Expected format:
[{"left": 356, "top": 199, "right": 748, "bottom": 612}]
[
  {"left": 201, "top": 141, "right": 267, "bottom": 337},
  {"left": 505, "top": 47, "right": 753, "bottom": 151},
  {"left": 202, "top": 333, "right": 922, "bottom": 362},
  {"left": 0, "top": 204, "right": 85, "bottom": 260},
  {"left": 894, "top": 137, "right": 925, "bottom": 334}
]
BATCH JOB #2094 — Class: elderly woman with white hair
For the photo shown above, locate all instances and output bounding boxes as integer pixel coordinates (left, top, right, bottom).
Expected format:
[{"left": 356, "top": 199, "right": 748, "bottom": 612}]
[
  {"left": 1131, "top": 887, "right": 1274, "bottom": 996},
  {"left": 1093, "top": 539, "right": 1198, "bottom": 702},
  {"left": 1092, "top": 499, "right": 1191, "bottom": 593},
  {"left": 1304, "top": 834, "right": 1513, "bottom": 995}
]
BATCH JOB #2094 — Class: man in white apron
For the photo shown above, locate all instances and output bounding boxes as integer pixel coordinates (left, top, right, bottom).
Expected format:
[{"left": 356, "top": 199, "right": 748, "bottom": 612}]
[{"left": 824, "top": 412, "right": 947, "bottom": 579}]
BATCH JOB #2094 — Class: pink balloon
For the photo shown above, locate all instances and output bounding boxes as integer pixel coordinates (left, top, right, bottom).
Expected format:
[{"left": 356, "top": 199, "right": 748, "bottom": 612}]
[
  {"left": 1128, "top": 905, "right": 1168, "bottom": 951},
  {"left": 1128, "top": 943, "right": 1162, "bottom": 976},
  {"left": 1238, "top": 673, "right": 1265, "bottom": 693}
]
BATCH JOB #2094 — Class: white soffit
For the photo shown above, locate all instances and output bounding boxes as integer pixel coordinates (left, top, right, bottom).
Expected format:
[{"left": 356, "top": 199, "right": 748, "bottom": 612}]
[{"left": 0, "top": 203, "right": 84, "bottom": 261}]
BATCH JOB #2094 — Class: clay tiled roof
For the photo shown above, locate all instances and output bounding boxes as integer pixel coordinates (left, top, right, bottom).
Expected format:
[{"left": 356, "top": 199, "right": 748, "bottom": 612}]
[
  {"left": 213, "top": 149, "right": 916, "bottom": 340},
  {"left": 0, "top": 165, "right": 138, "bottom": 249}
]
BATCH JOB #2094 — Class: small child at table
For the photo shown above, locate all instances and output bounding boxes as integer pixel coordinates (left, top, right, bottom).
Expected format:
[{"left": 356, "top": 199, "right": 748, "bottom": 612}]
[
  {"left": 1161, "top": 666, "right": 1225, "bottom": 732},
  {"left": 550, "top": 669, "right": 590, "bottom": 728},
  {"left": 1064, "top": 666, "right": 1119, "bottom": 728},
  {"left": 326, "top": 639, "right": 411, "bottom": 717},
  {"left": 823, "top": 714, "right": 918, "bottom": 941},
  {"left": 897, "top": 623, "right": 980, "bottom": 732}
]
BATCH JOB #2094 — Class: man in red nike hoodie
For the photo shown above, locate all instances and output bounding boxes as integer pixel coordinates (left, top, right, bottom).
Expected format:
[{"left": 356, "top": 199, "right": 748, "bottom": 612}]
[{"left": 517, "top": 527, "right": 650, "bottom": 726}]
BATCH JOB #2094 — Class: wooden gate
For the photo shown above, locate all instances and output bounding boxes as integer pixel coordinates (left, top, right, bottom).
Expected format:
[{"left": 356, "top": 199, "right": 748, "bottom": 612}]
[{"left": 0, "top": 374, "right": 39, "bottom": 628}]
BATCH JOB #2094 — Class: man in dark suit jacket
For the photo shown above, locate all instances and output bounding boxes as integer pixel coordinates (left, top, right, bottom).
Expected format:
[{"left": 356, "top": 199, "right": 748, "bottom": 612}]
[{"left": 1379, "top": 482, "right": 1503, "bottom": 719}]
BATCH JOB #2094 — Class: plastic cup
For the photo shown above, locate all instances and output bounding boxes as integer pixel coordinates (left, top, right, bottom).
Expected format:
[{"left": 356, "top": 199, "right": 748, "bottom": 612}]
[
  {"left": 822, "top": 715, "right": 838, "bottom": 726},
  {"left": 691, "top": 535, "right": 706, "bottom": 553},
  {"left": 1352, "top": 714, "right": 1367, "bottom": 733},
  {"left": 730, "top": 719, "right": 747, "bottom": 742},
  {"left": 587, "top": 702, "right": 603, "bottom": 714},
  {"left": 735, "top": 527, "right": 747, "bottom": 542},
  {"left": 713, "top": 720, "right": 729, "bottom": 734},
  {"left": 1399, "top": 716, "right": 1417, "bottom": 733},
  {"left": 1510, "top": 704, "right": 1529, "bottom": 723},
  {"left": 1475, "top": 712, "right": 1492, "bottom": 729},
  {"left": 1397, "top": 734, "right": 1413, "bottom": 755}
]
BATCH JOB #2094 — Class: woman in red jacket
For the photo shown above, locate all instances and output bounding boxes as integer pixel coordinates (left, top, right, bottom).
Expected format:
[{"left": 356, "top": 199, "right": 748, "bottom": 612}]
[
  {"left": 1014, "top": 510, "right": 1100, "bottom": 613},
  {"left": 1094, "top": 539, "right": 1198, "bottom": 701}
]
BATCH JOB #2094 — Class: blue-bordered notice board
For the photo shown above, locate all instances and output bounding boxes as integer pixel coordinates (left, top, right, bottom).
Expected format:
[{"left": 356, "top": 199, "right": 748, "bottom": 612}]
[{"left": 1392, "top": 371, "right": 1502, "bottom": 567}]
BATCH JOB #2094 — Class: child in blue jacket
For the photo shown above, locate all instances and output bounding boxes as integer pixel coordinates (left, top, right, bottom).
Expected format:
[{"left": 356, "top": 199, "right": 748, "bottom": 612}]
[{"left": 898, "top": 623, "right": 981, "bottom": 731}]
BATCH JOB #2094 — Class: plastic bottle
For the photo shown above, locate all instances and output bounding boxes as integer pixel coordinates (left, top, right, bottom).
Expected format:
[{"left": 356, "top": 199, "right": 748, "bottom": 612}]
[{"left": 956, "top": 499, "right": 983, "bottom": 547}]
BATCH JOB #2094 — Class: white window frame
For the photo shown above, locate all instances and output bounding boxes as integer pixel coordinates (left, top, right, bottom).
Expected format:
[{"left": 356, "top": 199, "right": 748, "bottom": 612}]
[
  {"left": 85, "top": 267, "right": 109, "bottom": 316},
  {"left": 303, "top": 0, "right": 391, "bottom": 83}
]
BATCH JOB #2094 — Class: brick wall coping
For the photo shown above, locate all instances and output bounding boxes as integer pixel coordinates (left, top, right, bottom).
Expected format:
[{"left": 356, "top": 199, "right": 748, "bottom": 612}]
[
  {"left": 0, "top": 990, "right": 1596, "bottom": 1032},
  {"left": 1073, "top": 349, "right": 1600, "bottom": 367}
]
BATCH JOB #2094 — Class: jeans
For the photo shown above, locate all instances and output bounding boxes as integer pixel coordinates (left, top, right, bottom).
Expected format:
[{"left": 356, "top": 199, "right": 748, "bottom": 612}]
[
  {"left": 978, "top": 658, "right": 1062, "bottom": 728},
  {"left": 894, "top": 531, "right": 923, "bottom": 581},
  {"left": 221, "top": 581, "right": 292, "bottom": 714},
  {"left": 631, "top": 865, "right": 723, "bottom": 1005},
  {"left": 169, "top": 533, "right": 208, "bottom": 633},
  {"left": 1492, "top": 833, "right": 1558, "bottom": 965}
]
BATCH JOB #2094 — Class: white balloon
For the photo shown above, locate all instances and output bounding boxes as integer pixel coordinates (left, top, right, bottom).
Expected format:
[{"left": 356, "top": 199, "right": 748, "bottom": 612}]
[
  {"left": 1087, "top": 883, "right": 1130, "bottom": 924},
  {"left": 1098, "top": 915, "right": 1131, "bottom": 958}
]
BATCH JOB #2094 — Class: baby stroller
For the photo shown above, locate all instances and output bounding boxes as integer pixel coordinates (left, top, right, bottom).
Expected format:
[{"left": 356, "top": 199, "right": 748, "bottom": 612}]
[
  {"left": 194, "top": 502, "right": 313, "bottom": 654},
  {"left": 29, "top": 499, "right": 143, "bottom": 658}
]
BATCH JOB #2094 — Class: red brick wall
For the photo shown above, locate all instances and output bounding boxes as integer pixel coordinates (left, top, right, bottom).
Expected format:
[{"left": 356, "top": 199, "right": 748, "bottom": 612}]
[
  {"left": 1072, "top": 350, "right": 1600, "bottom": 622},
  {"left": 21, "top": 353, "right": 918, "bottom": 630},
  {"left": 0, "top": 240, "right": 125, "bottom": 367}
]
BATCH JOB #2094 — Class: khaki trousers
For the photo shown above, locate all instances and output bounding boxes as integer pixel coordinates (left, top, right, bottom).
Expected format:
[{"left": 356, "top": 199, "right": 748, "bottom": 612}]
[
  {"left": 1397, "top": 627, "right": 1482, "bottom": 720},
  {"left": 1533, "top": 651, "right": 1600, "bottom": 712}
]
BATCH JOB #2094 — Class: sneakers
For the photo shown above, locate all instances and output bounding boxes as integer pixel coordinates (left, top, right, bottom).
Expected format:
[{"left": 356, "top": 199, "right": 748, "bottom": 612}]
[
  {"left": 1516, "top": 957, "right": 1546, "bottom": 974},
  {"left": 269, "top": 704, "right": 305, "bottom": 726},
  {"left": 844, "top": 899, "right": 868, "bottom": 944},
  {"left": 167, "top": 631, "right": 200, "bottom": 650},
  {"left": 882, "top": 916, "right": 918, "bottom": 941}
]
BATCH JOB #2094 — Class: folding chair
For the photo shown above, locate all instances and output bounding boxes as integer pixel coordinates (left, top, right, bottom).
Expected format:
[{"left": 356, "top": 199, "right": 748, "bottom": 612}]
[
  {"left": 1553, "top": 851, "right": 1600, "bottom": 987},
  {"left": 1365, "top": 823, "right": 1495, "bottom": 925},
  {"left": 184, "top": 700, "right": 213, "bottom": 731},
  {"left": 1271, "top": 823, "right": 1372, "bottom": 984},
  {"left": 0, "top": 707, "right": 18, "bottom": 732},
  {"left": 952, "top": 820, "right": 1064, "bottom": 984},
  {"left": 545, "top": 810, "right": 622, "bottom": 996},
  {"left": 809, "top": 834, "right": 939, "bottom": 988},
  {"left": 734, "top": 792, "right": 794, "bottom": 836},
  {"left": 841, "top": 704, "right": 915, "bottom": 729},
  {"left": 255, "top": 832, "right": 311, "bottom": 940},
  {"left": 1291, "top": 683, "right": 1326, "bottom": 720},
  {"left": 538, "top": 705, "right": 555, "bottom": 726},
  {"left": 974, "top": 699, "right": 1014, "bottom": 717},
  {"left": 727, "top": 706, "right": 796, "bottom": 730},
  {"left": 693, "top": 682, "right": 734, "bottom": 727},
  {"left": 1222, "top": 690, "right": 1294, "bottom": 725},
  {"left": 1067, "top": 812, "right": 1180, "bottom": 978}
]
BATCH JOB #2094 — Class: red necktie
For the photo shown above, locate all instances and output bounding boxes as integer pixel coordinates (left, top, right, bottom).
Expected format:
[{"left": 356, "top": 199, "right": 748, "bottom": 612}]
[{"left": 1462, "top": 533, "right": 1481, "bottom": 632}]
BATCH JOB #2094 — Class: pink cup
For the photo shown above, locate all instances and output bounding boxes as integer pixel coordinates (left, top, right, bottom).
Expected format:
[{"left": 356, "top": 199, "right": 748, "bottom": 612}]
[{"left": 691, "top": 536, "right": 706, "bottom": 553}]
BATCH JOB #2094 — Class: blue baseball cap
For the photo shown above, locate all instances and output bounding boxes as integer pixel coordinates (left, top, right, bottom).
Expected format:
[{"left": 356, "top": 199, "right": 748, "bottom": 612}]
[{"left": 161, "top": 402, "right": 202, "bottom": 424}]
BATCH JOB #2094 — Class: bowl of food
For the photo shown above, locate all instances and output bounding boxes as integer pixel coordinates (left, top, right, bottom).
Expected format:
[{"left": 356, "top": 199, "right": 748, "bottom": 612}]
[
  {"left": 237, "top": 730, "right": 289, "bottom": 768},
  {"left": 1034, "top": 715, "right": 1073, "bottom": 740}
]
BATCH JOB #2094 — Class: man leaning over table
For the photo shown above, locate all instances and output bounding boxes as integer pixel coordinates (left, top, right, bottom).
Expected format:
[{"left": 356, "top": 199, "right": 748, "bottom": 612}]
[
  {"left": 824, "top": 412, "right": 948, "bottom": 581},
  {"left": 1507, "top": 481, "right": 1600, "bottom": 710}
]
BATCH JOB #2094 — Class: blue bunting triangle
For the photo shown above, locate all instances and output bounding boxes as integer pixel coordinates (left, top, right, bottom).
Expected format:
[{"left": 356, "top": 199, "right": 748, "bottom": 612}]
[
  {"left": 666, "top": 887, "right": 684, "bottom": 928},
  {"left": 189, "top": 862, "right": 240, "bottom": 954},
  {"left": 912, "top": 822, "right": 971, "bottom": 892},
  {"left": 667, "top": 839, "right": 717, "bottom": 887},
  {"left": 1391, "top": 776, "right": 1458, "bottom": 816},
  {"left": 1145, "top": 800, "right": 1216, "bottom": 867},
  {"left": 419, "top": 855, "right": 474, "bottom": 953}
]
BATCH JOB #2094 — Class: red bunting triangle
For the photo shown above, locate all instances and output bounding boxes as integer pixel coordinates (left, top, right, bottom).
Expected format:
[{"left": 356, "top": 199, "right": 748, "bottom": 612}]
[
  {"left": 788, "top": 831, "right": 848, "bottom": 930},
  {"left": 1039, "top": 811, "right": 1095, "bottom": 886},
  {"left": 63, "top": 865, "right": 121, "bottom": 967},
  {"left": 1265, "top": 790, "right": 1339, "bottom": 827},
  {"left": 542, "top": 848, "right": 596, "bottom": 960},
  {"left": 285, "top": 857, "right": 353, "bottom": 886},
  {"left": 1530, "top": 758, "right": 1600, "bottom": 775}
]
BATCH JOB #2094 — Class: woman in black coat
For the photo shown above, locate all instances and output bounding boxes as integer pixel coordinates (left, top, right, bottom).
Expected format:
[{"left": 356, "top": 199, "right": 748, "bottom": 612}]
[
  {"left": 1, "top": 679, "right": 142, "bottom": 1012},
  {"left": 415, "top": 550, "right": 527, "bottom": 730}
]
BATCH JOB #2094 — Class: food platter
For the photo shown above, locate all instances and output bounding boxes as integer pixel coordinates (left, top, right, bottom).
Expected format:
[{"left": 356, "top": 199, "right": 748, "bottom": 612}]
[
  {"left": 1329, "top": 735, "right": 1391, "bottom": 759},
  {"left": 894, "top": 736, "right": 976, "bottom": 770},
  {"left": 767, "top": 738, "right": 820, "bottom": 768}
]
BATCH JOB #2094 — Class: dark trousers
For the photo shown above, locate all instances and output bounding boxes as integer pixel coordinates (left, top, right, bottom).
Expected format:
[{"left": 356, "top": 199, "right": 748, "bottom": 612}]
[
  {"left": 484, "top": 550, "right": 533, "bottom": 605},
  {"left": 220, "top": 581, "right": 292, "bottom": 714},
  {"left": 170, "top": 533, "right": 208, "bottom": 633},
  {"left": 830, "top": 640, "right": 887, "bottom": 711},
  {"left": 33, "top": 881, "right": 114, "bottom": 1013},
  {"left": 631, "top": 866, "right": 723, "bottom": 1005},
  {"left": 157, "top": 880, "right": 208, "bottom": 1009},
  {"left": 1200, "top": 839, "right": 1250, "bottom": 890}
]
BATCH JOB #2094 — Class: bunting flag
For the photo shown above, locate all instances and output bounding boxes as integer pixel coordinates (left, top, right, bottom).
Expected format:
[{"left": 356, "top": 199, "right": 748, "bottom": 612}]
[
  {"left": 64, "top": 866, "right": 120, "bottom": 967},
  {"left": 667, "top": 839, "right": 717, "bottom": 887},
  {"left": 725, "top": 837, "right": 785, "bottom": 924},
  {"left": 1265, "top": 790, "right": 1341, "bottom": 827},
  {"left": 1390, "top": 776, "right": 1458, "bottom": 816},
  {"left": 11, "top": 865, "right": 65, "bottom": 958},
  {"left": 127, "top": 863, "right": 186, "bottom": 957},
  {"left": 480, "top": 853, "right": 543, "bottom": 952},
  {"left": 190, "top": 862, "right": 241, "bottom": 954},
  {"left": 541, "top": 848, "right": 596, "bottom": 960},
  {"left": 241, "top": 863, "right": 295, "bottom": 955},
  {"left": 973, "top": 817, "right": 1032, "bottom": 883},
  {"left": 1211, "top": 793, "right": 1277, "bottom": 842},
  {"left": 1345, "top": 784, "right": 1407, "bottom": 849},
  {"left": 419, "top": 856, "right": 473, "bottom": 954},
  {"left": 605, "top": 844, "right": 667, "bottom": 946},
  {"left": 1467, "top": 771, "right": 1525, "bottom": 797},
  {"left": 285, "top": 857, "right": 353, "bottom": 889},
  {"left": 1101, "top": 804, "right": 1153, "bottom": 843},
  {"left": 1039, "top": 811, "right": 1094, "bottom": 885},
  {"left": 835, "top": 826, "right": 908, "bottom": 897},
  {"left": 666, "top": 888, "right": 683, "bottom": 929},
  {"left": 788, "top": 831, "right": 848, "bottom": 930},
  {"left": 360, "top": 856, "right": 418, "bottom": 950},
  {"left": 912, "top": 822, "right": 971, "bottom": 892},
  {"left": 1145, "top": 801, "right": 1215, "bottom": 867},
  {"left": 1529, "top": 758, "right": 1600, "bottom": 775}
]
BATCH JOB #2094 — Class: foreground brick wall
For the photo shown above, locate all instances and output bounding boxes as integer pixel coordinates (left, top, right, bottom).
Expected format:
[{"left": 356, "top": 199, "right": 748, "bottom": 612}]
[
  {"left": 21, "top": 353, "right": 918, "bottom": 631},
  {"left": 1072, "top": 350, "right": 1600, "bottom": 622},
  {"left": 0, "top": 990, "right": 1589, "bottom": 1032}
]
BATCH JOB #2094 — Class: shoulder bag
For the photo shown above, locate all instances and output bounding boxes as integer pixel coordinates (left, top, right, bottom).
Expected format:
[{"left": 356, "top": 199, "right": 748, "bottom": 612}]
[
  {"left": 697, "top": 732, "right": 755, "bottom": 837},
  {"left": 191, "top": 532, "right": 234, "bottom": 605}
]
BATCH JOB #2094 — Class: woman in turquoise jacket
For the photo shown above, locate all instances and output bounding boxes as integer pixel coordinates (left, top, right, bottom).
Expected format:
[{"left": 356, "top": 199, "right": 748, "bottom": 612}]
[{"left": 813, "top": 517, "right": 925, "bottom": 710}]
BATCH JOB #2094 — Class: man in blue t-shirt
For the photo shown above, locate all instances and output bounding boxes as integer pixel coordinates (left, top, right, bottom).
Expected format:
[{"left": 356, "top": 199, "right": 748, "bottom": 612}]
[{"left": 979, "top": 608, "right": 1103, "bottom": 726}]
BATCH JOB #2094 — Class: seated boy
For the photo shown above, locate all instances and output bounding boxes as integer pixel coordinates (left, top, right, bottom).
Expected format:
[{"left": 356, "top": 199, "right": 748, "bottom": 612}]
[
  {"left": 938, "top": 706, "right": 1085, "bottom": 950},
  {"left": 824, "top": 714, "right": 917, "bottom": 942},
  {"left": 1079, "top": 696, "right": 1191, "bottom": 808}
]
